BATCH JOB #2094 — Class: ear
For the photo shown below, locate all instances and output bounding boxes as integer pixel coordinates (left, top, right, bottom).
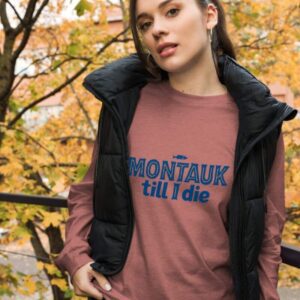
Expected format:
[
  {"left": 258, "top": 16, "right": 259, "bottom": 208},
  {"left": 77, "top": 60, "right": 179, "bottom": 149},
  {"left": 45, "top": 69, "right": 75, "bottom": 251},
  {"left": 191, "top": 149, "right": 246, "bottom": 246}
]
[{"left": 206, "top": 3, "right": 218, "bottom": 30}]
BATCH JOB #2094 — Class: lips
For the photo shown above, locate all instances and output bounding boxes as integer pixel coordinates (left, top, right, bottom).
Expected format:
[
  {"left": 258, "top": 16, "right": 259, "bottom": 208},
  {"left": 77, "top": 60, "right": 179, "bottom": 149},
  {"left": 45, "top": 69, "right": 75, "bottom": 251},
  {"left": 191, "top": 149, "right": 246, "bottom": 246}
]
[
  {"left": 157, "top": 42, "right": 178, "bottom": 54},
  {"left": 161, "top": 45, "right": 177, "bottom": 53}
]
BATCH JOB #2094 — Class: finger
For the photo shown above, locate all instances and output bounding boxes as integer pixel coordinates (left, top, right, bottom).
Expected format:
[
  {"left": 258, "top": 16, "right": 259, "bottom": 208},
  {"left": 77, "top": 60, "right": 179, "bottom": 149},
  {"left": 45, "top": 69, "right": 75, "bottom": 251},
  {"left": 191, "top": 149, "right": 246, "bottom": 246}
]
[
  {"left": 74, "top": 287, "right": 87, "bottom": 297},
  {"left": 78, "top": 282, "right": 104, "bottom": 300},
  {"left": 75, "top": 275, "right": 105, "bottom": 300},
  {"left": 90, "top": 269, "right": 112, "bottom": 292}
]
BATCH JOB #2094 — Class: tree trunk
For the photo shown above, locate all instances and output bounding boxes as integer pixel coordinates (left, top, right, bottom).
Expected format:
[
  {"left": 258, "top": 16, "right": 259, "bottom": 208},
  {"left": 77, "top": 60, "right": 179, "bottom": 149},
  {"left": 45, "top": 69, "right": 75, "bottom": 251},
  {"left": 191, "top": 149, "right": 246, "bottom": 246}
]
[{"left": 26, "top": 219, "right": 71, "bottom": 300}]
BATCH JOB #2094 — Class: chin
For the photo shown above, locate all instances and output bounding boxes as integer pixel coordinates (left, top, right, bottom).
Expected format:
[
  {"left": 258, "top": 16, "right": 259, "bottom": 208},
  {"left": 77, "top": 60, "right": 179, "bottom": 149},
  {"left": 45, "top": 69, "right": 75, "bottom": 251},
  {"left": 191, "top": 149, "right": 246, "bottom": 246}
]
[
  {"left": 158, "top": 58, "right": 193, "bottom": 74},
  {"left": 154, "top": 54, "right": 180, "bottom": 68}
]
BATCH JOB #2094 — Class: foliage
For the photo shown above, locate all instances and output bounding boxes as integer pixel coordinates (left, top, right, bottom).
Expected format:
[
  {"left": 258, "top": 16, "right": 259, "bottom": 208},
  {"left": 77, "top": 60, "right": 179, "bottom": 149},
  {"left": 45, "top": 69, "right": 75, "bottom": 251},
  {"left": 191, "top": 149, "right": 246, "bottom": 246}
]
[{"left": 0, "top": 0, "right": 299, "bottom": 298}]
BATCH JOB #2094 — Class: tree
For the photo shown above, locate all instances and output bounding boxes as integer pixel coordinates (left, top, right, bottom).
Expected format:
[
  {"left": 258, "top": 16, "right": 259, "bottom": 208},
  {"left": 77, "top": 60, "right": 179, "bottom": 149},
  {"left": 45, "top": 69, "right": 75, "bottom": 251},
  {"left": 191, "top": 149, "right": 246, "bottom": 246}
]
[
  {"left": 0, "top": 0, "right": 299, "bottom": 298},
  {"left": 0, "top": 0, "right": 131, "bottom": 298}
]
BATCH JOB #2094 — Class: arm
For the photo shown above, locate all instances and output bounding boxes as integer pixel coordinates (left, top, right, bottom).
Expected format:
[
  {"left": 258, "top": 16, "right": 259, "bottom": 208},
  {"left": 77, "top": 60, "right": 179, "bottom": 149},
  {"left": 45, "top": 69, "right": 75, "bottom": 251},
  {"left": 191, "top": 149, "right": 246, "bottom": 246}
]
[
  {"left": 258, "top": 130, "right": 286, "bottom": 300},
  {"left": 54, "top": 133, "right": 99, "bottom": 280}
]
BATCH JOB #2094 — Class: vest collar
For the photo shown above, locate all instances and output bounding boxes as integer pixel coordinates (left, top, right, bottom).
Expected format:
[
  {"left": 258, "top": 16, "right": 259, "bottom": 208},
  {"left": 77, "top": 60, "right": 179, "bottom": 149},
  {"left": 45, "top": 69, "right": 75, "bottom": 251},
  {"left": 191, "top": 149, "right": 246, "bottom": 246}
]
[{"left": 83, "top": 53, "right": 298, "bottom": 139}]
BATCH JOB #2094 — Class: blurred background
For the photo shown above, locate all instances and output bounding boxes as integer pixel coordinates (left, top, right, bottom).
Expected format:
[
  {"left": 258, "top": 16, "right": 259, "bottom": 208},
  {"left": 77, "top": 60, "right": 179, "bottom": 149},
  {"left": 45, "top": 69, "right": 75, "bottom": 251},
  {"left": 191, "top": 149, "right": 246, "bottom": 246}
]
[{"left": 0, "top": 0, "right": 299, "bottom": 299}]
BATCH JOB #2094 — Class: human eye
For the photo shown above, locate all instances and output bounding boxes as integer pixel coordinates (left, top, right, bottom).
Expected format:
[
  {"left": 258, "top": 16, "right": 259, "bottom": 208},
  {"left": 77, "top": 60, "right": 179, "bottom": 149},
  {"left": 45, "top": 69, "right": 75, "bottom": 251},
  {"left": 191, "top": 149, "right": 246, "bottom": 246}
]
[
  {"left": 138, "top": 21, "right": 152, "bottom": 32},
  {"left": 137, "top": 8, "right": 180, "bottom": 33},
  {"left": 166, "top": 8, "right": 180, "bottom": 17}
]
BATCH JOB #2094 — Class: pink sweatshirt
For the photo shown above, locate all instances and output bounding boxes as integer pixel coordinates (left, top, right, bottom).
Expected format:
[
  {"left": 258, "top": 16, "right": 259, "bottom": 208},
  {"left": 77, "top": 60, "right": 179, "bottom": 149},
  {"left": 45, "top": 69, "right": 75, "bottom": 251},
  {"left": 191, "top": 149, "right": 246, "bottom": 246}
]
[{"left": 55, "top": 80, "right": 286, "bottom": 300}]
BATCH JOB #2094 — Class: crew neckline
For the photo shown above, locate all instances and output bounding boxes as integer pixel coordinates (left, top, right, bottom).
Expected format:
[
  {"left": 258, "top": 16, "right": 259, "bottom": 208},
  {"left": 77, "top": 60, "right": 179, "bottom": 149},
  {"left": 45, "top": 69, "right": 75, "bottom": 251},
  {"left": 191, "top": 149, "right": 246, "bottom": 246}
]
[{"left": 156, "top": 80, "right": 234, "bottom": 106}]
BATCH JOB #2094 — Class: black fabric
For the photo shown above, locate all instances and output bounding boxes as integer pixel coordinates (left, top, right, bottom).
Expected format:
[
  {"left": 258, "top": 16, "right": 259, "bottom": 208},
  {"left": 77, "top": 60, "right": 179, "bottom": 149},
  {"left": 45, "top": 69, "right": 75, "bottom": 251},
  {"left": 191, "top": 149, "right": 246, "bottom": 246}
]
[{"left": 82, "top": 53, "right": 298, "bottom": 300}]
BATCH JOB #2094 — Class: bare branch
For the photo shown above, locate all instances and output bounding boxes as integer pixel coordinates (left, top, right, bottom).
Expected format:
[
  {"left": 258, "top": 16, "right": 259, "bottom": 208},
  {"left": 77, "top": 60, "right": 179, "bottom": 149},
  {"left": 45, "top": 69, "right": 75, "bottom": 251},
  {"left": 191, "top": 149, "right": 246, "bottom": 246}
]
[
  {"left": 237, "top": 35, "right": 269, "bottom": 49},
  {"left": 0, "top": 249, "right": 50, "bottom": 262},
  {"left": 31, "top": 0, "right": 49, "bottom": 24},
  {"left": 13, "top": 0, "right": 50, "bottom": 61},
  {"left": 14, "top": 0, "right": 38, "bottom": 34},
  {"left": 0, "top": 123, "right": 73, "bottom": 180},
  {"left": 0, "top": 0, "right": 12, "bottom": 31},
  {"left": 18, "top": 128, "right": 73, "bottom": 179},
  {"left": 11, "top": 55, "right": 90, "bottom": 88},
  {"left": 4, "top": 0, "right": 25, "bottom": 25},
  {"left": 283, "top": 127, "right": 300, "bottom": 135},
  {"left": 68, "top": 77, "right": 97, "bottom": 138},
  {"left": 95, "top": 25, "right": 130, "bottom": 57},
  {"left": 41, "top": 162, "right": 80, "bottom": 168},
  {"left": 51, "top": 135, "right": 94, "bottom": 143},
  {"left": 12, "top": 28, "right": 34, "bottom": 61},
  {"left": 8, "top": 62, "right": 90, "bottom": 127},
  {"left": 13, "top": 52, "right": 88, "bottom": 79},
  {"left": 106, "top": 0, "right": 121, "bottom": 8},
  {"left": 8, "top": 26, "right": 130, "bottom": 127},
  {"left": 22, "top": 0, "right": 38, "bottom": 22}
]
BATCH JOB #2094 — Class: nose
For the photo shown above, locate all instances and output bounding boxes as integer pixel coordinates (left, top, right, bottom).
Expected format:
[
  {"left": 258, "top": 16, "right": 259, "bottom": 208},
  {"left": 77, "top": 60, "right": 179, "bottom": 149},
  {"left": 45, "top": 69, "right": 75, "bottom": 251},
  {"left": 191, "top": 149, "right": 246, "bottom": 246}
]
[{"left": 151, "top": 18, "right": 169, "bottom": 40}]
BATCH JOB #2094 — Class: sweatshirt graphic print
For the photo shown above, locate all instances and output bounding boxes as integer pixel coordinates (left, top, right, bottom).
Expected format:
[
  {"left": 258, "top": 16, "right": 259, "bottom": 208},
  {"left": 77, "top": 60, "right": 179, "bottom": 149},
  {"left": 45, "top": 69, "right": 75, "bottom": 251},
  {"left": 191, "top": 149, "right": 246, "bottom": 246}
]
[
  {"left": 128, "top": 155, "right": 229, "bottom": 204},
  {"left": 54, "top": 80, "right": 286, "bottom": 300}
]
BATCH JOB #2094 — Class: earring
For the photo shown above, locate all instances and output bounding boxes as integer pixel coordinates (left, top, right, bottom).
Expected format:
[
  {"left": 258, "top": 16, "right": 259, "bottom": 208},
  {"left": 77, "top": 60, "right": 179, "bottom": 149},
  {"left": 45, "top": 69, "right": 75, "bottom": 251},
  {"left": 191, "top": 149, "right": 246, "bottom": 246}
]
[
  {"left": 146, "top": 49, "right": 153, "bottom": 65},
  {"left": 209, "top": 28, "right": 213, "bottom": 43}
]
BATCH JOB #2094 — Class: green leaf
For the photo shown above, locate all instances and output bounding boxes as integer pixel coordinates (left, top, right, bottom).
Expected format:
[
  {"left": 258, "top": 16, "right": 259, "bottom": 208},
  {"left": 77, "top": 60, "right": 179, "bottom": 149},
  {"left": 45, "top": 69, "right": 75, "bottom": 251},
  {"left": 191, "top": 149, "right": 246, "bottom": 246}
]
[
  {"left": 64, "top": 289, "right": 74, "bottom": 299},
  {"left": 67, "top": 43, "right": 80, "bottom": 56},
  {"left": 75, "top": 163, "right": 89, "bottom": 181},
  {"left": 52, "top": 60, "right": 62, "bottom": 70},
  {"left": 8, "top": 100, "right": 20, "bottom": 114},
  {"left": 75, "top": 0, "right": 93, "bottom": 17}
]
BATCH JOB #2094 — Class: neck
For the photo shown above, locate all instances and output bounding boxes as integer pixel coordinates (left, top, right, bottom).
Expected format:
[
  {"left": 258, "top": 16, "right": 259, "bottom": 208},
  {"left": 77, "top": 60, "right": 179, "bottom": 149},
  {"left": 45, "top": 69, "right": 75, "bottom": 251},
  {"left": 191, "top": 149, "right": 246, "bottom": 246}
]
[{"left": 167, "top": 46, "right": 228, "bottom": 97}]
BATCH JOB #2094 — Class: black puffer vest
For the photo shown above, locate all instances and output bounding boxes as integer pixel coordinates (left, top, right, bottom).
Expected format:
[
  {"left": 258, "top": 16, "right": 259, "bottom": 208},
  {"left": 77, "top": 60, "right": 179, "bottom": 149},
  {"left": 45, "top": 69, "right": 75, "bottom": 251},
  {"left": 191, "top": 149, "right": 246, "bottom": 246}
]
[{"left": 83, "top": 53, "right": 298, "bottom": 300}]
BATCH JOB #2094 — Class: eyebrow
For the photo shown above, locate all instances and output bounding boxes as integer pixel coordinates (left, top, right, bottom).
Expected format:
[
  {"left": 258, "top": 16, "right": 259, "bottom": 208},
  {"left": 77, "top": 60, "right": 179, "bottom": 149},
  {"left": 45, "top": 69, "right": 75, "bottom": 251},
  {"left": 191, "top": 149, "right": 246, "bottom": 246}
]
[{"left": 136, "top": 0, "right": 175, "bottom": 22}]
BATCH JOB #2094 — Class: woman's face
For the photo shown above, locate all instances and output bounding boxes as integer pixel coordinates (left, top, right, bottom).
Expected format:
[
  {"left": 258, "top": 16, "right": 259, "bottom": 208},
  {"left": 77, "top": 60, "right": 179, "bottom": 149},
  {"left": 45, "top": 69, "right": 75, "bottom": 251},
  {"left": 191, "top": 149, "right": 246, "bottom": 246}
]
[{"left": 135, "top": 0, "right": 217, "bottom": 74}]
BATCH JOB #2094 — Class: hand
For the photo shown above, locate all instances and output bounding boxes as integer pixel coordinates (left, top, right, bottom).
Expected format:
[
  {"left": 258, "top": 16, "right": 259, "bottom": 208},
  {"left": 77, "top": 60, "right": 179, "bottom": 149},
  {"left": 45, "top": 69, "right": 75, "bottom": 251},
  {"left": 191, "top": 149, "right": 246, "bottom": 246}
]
[{"left": 71, "top": 261, "right": 112, "bottom": 300}]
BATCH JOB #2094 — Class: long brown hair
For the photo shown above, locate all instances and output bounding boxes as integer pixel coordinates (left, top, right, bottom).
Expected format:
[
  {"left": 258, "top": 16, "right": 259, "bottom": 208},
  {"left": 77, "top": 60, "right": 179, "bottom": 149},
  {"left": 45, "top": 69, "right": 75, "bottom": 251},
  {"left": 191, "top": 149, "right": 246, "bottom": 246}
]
[{"left": 129, "top": 0, "right": 236, "bottom": 81}]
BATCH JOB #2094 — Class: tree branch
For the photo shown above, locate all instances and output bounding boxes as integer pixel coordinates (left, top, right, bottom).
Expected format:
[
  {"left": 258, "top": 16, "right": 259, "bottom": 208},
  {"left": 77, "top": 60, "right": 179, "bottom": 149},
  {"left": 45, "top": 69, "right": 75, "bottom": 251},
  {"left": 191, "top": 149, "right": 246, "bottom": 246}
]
[
  {"left": 8, "top": 26, "right": 130, "bottom": 128},
  {"left": 41, "top": 162, "right": 80, "bottom": 168},
  {"left": 8, "top": 62, "right": 90, "bottom": 127},
  {"left": 31, "top": 0, "right": 49, "bottom": 24},
  {"left": 283, "top": 127, "right": 300, "bottom": 135},
  {"left": 9, "top": 53, "right": 89, "bottom": 98},
  {"left": 0, "top": 124, "right": 73, "bottom": 180},
  {"left": 106, "top": 0, "right": 121, "bottom": 8},
  {"left": 12, "top": 0, "right": 50, "bottom": 61},
  {"left": 15, "top": 52, "right": 64, "bottom": 76},
  {"left": 0, "top": 0, "right": 12, "bottom": 31},
  {"left": 14, "top": 0, "right": 37, "bottom": 34},
  {"left": 4, "top": 0, "right": 25, "bottom": 25},
  {"left": 68, "top": 77, "right": 97, "bottom": 138},
  {"left": 51, "top": 135, "right": 94, "bottom": 143}
]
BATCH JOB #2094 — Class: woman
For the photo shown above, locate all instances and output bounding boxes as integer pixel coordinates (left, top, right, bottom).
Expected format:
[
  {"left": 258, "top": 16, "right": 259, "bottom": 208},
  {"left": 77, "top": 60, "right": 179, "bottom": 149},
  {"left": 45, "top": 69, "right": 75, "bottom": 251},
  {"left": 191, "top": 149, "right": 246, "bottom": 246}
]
[{"left": 54, "top": 0, "right": 298, "bottom": 299}]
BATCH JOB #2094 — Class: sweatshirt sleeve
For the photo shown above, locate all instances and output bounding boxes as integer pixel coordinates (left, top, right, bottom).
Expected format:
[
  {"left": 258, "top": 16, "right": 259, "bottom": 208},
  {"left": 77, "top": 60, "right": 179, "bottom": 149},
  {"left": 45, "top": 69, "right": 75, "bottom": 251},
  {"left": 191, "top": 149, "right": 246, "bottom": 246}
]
[
  {"left": 258, "top": 130, "right": 286, "bottom": 300},
  {"left": 54, "top": 134, "right": 99, "bottom": 280}
]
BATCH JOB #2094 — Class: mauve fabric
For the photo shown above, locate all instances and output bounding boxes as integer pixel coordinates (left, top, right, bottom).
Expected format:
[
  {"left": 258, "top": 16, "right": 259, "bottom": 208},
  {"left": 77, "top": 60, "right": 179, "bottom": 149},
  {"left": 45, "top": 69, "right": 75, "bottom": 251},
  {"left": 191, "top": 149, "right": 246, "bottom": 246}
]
[{"left": 55, "top": 80, "right": 285, "bottom": 300}]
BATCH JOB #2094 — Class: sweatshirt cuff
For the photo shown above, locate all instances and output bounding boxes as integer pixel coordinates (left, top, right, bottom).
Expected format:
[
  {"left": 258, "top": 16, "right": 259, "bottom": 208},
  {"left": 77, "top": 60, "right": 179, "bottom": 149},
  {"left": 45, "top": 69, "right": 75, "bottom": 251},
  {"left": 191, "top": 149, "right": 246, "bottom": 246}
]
[{"left": 54, "top": 251, "right": 94, "bottom": 281}]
